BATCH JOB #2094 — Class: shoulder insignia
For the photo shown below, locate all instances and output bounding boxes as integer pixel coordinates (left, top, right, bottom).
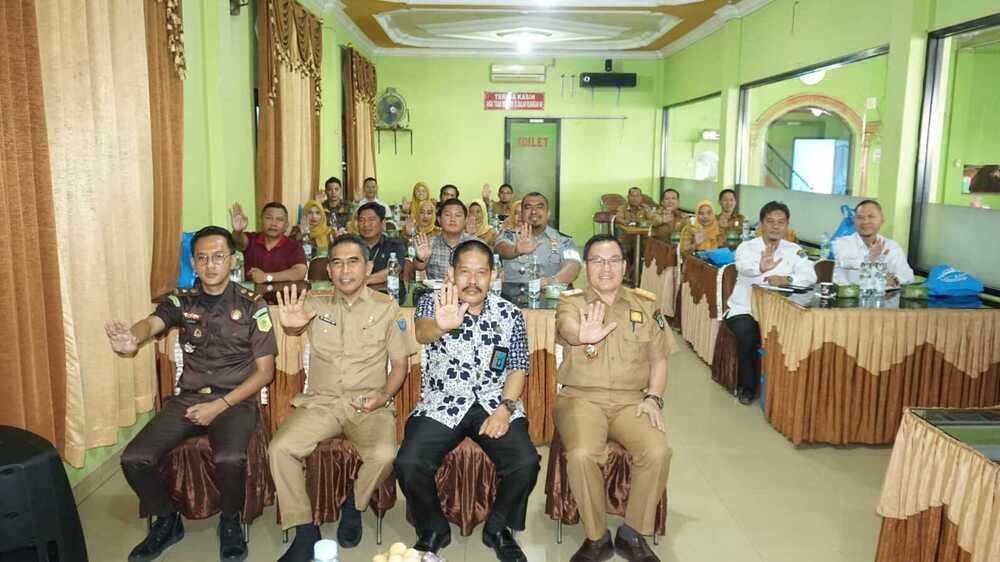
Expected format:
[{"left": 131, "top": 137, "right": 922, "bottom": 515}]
[
  {"left": 559, "top": 288, "right": 584, "bottom": 300},
  {"left": 633, "top": 288, "right": 657, "bottom": 302},
  {"left": 370, "top": 290, "right": 393, "bottom": 303},
  {"left": 237, "top": 286, "right": 258, "bottom": 301},
  {"left": 167, "top": 295, "right": 181, "bottom": 307},
  {"left": 177, "top": 287, "right": 197, "bottom": 296}
]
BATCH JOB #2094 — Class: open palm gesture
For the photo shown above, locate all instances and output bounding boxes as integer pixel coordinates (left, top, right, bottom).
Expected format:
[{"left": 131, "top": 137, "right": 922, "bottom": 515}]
[
  {"left": 105, "top": 321, "right": 139, "bottom": 356},
  {"left": 515, "top": 223, "right": 537, "bottom": 256},
  {"left": 230, "top": 203, "right": 249, "bottom": 233},
  {"left": 760, "top": 244, "right": 782, "bottom": 273},
  {"left": 579, "top": 301, "right": 617, "bottom": 344},
  {"left": 414, "top": 233, "right": 432, "bottom": 262},
  {"left": 434, "top": 283, "right": 469, "bottom": 332},
  {"left": 275, "top": 284, "right": 315, "bottom": 329}
]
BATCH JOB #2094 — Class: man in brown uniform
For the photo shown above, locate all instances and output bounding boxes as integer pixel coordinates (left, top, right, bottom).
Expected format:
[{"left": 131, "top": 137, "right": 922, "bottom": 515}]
[
  {"left": 555, "top": 233, "right": 675, "bottom": 562},
  {"left": 269, "top": 234, "right": 415, "bottom": 562},
  {"left": 108, "top": 226, "right": 277, "bottom": 562}
]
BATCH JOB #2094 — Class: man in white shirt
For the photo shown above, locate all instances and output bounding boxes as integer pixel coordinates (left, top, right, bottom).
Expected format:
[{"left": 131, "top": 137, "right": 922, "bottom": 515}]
[
  {"left": 357, "top": 177, "right": 392, "bottom": 218},
  {"left": 832, "top": 200, "right": 914, "bottom": 287},
  {"left": 725, "top": 201, "right": 817, "bottom": 405}
]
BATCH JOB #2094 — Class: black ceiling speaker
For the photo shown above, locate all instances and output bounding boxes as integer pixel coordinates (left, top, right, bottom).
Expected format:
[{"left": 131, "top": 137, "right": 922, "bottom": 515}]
[
  {"left": 604, "top": 59, "right": 613, "bottom": 72},
  {"left": 580, "top": 72, "right": 637, "bottom": 88}
]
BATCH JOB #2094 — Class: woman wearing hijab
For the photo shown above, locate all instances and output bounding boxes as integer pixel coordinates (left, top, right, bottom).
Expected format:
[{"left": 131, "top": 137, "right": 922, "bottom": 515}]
[
  {"left": 679, "top": 200, "right": 725, "bottom": 253},
  {"left": 301, "top": 200, "right": 333, "bottom": 257},
  {"left": 500, "top": 199, "right": 523, "bottom": 234},
  {"left": 403, "top": 181, "right": 432, "bottom": 222},
  {"left": 404, "top": 198, "right": 440, "bottom": 244},
  {"left": 466, "top": 199, "right": 499, "bottom": 247}
]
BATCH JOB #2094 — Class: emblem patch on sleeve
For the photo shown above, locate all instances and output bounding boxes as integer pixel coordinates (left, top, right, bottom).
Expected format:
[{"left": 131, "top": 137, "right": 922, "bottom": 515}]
[
  {"left": 253, "top": 307, "right": 272, "bottom": 332},
  {"left": 654, "top": 310, "right": 666, "bottom": 330},
  {"left": 167, "top": 295, "right": 181, "bottom": 307},
  {"left": 397, "top": 318, "right": 407, "bottom": 331}
]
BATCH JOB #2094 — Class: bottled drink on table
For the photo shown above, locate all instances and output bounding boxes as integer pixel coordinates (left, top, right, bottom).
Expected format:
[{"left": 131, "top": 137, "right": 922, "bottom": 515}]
[
  {"left": 527, "top": 255, "right": 541, "bottom": 301},
  {"left": 820, "top": 232, "right": 832, "bottom": 260},
  {"left": 491, "top": 254, "right": 503, "bottom": 297},
  {"left": 229, "top": 250, "right": 244, "bottom": 284},
  {"left": 387, "top": 252, "right": 401, "bottom": 301},
  {"left": 301, "top": 226, "right": 314, "bottom": 261}
]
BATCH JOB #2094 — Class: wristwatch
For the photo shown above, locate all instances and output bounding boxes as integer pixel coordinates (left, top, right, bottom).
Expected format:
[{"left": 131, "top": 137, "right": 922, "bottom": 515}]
[
  {"left": 265, "top": 274, "right": 274, "bottom": 283},
  {"left": 500, "top": 399, "right": 519, "bottom": 415},
  {"left": 643, "top": 394, "right": 664, "bottom": 410},
  {"left": 380, "top": 390, "right": 395, "bottom": 409}
]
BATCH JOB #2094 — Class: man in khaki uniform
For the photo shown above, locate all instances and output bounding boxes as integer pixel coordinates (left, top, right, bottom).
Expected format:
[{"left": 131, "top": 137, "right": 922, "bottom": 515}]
[
  {"left": 269, "top": 235, "right": 416, "bottom": 562},
  {"left": 555, "top": 233, "right": 676, "bottom": 562}
]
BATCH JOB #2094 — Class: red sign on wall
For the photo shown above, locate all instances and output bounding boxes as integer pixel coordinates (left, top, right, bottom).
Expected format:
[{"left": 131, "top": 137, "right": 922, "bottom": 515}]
[{"left": 484, "top": 91, "right": 545, "bottom": 110}]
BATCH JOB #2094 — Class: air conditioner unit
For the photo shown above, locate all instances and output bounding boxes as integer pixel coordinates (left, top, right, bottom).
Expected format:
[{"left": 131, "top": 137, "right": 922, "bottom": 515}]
[{"left": 490, "top": 64, "right": 546, "bottom": 83}]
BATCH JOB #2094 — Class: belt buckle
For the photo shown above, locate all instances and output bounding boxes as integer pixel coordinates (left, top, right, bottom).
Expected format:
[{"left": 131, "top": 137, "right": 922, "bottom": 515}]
[{"left": 197, "top": 387, "right": 213, "bottom": 395}]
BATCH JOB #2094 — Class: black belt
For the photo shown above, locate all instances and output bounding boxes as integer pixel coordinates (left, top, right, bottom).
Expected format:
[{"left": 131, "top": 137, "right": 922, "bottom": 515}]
[{"left": 183, "top": 386, "right": 230, "bottom": 395}]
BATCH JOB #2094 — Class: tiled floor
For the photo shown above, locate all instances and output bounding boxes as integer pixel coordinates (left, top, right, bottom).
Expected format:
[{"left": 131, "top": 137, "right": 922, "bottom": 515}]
[{"left": 77, "top": 335, "right": 892, "bottom": 561}]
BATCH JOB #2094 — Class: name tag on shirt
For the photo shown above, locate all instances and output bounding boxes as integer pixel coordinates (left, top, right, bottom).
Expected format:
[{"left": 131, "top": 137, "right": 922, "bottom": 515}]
[{"left": 490, "top": 346, "right": 509, "bottom": 373}]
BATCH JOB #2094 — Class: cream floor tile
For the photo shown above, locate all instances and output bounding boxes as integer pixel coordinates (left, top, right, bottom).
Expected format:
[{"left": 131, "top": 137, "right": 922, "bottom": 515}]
[{"left": 78, "top": 333, "right": 892, "bottom": 562}]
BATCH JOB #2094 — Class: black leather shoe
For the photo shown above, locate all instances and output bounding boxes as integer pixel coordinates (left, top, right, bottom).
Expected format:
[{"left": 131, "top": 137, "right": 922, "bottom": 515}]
[
  {"left": 482, "top": 528, "right": 527, "bottom": 562},
  {"left": 278, "top": 524, "right": 320, "bottom": 562},
  {"left": 413, "top": 529, "right": 451, "bottom": 554},
  {"left": 569, "top": 530, "right": 614, "bottom": 562},
  {"left": 128, "top": 513, "right": 184, "bottom": 562},
  {"left": 218, "top": 514, "right": 248, "bottom": 562},
  {"left": 738, "top": 388, "right": 755, "bottom": 405},
  {"left": 613, "top": 526, "right": 659, "bottom": 562},
  {"left": 337, "top": 495, "right": 363, "bottom": 548}
]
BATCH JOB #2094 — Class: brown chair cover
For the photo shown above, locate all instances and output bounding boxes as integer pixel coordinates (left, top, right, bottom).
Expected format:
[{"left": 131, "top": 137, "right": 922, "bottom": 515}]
[
  {"left": 544, "top": 433, "right": 668, "bottom": 536},
  {"left": 711, "top": 319, "right": 740, "bottom": 394},
  {"left": 141, "top": 404, "right": 275, "bottom": 523},
  {"left": 601, "top": 194, "right": 625, "bottom": 213},
  {"left": 815, "top": 259, "right": 834, "bottom": 283},
  {"left": 274, "top": 436, "right": 397, "bottom": 526},
  {"left": 405, "top": 438, "right": 498, "bottom": 537},
  {"left": 308, "top": 257, "right": 330, "bottom": 282}
]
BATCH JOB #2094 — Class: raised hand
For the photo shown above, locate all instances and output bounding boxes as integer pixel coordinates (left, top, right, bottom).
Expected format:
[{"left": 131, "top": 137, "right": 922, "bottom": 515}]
[
  {"left": 693, "top": 229, "right": 706, "bottom": 246},
  {"left": 230, "top": 203, "right": 248, "bottom": 233},
  {"left": 481, "top": 183, "right": 493, "bottom": 202},
  {"left": 578, "top": 301, "right": 617, "bottom": 344},
  {"left": 275, "top": 284, "right": 314, "bottom": 329},
  {"left": 315, "top": 190, "right": 328, "bottom": 204},
  {"left": 105, "top": 320, "right": 139, "bottom": 356},
  {"left": 515, "top": 223, "right": 537, "bottom": 256},
  {"left": 760, "top": 244, "right": 783, "bottom": 273},
  {"left": 414, "top": 233, "right": 432, "bottom": 262},
  {"left": 868, "top": 237, "right": 887, "bottom": 263},
  {"left": 434, "top": 283, "right": 469, "bottom": 332}
]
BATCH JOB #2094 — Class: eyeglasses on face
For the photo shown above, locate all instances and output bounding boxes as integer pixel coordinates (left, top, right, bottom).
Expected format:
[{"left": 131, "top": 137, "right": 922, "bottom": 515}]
[
  {"left": 194, "top": 252, "right": 232, "bottom": 266},
  {"left": 587, "top": 256, "right": 624, "bottom": 268}
]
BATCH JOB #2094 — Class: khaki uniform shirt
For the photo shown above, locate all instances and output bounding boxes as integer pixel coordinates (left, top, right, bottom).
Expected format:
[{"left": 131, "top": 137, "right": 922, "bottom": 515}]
[
  {"left": 292, "top": 287, "right": 416, "bottom": 407},
  {"left": 651, "top": 209, "right": 689, "bottom": 241},
  {"left": 556, "top": 287, "right": 676, "bottom": 391},
  {"left": 153, "top": 282, "right": 277, "bottom": 392},
  {"left": 615, "top": 205, "right": 658, "bottom": 226}
]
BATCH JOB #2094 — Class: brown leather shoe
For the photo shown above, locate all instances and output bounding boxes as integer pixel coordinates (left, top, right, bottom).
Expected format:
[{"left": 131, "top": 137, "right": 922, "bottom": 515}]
[
  {"left": 613, "top": 526, "right": 659, "bottom": 562},
  {"left": 569, "top": 530, "right": 614, "bottom": 562}
]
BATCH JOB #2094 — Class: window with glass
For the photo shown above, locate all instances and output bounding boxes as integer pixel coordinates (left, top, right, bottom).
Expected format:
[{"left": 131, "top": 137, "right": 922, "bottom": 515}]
[{"left": 661, "top": 94, "right": 721, "bottom": 208}]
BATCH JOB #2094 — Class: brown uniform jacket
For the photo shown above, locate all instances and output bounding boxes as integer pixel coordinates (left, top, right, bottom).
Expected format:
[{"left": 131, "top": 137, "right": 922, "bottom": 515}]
[
  {"left": 651, "top": 209, "right": 689, "bottom": 241},
  {"left": 153, "top": 282, "right": 277, "bottom": 392},
  {"left": 555, "top": 286, "right": 676, "bottom": 391},
  {"left": 615, "top": 205, "right": 657, "bottom": 226},
  {"left": 291, "top": 287, "right": 416, "bottom": 407}
]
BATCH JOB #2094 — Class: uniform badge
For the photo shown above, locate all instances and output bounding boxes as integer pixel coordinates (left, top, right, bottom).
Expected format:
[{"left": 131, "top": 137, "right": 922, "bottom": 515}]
[
  {"left": 167, "top": 295, "right": 181, "bottom": 307},
  {"left": 318, "top": 313, "right": 336, "bottom": 326},
  {"left": 490, "top": 346, "right": 510, "bottom": 372},
  {"left": 183, "top": 342, "right": 195, "bottom": 353},
  {"left": 397, "top": 318, "right": 407, "bottom": 331},
  {"left": 253, "top": 307, "right": 273, "bottom": 333},
  {"left": 192, "top": 328, "right": 202, "bottom": 338},
  {"left": 584, "top": 344, "right": 598, "bottom": 359},
  {"left": 630, "top": 310, "right": 644, "bottom": 324},
  {"left": 230, "top": 309, "right": 242, "bottom": 321},
  {"left": 654, "top": 310, "right": 666, "bottom": 330}
]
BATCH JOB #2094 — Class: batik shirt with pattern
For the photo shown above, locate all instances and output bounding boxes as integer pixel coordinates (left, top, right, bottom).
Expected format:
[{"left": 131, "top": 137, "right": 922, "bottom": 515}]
[{"left": 412, "top": 292, "right": 529, "bottom": 429}]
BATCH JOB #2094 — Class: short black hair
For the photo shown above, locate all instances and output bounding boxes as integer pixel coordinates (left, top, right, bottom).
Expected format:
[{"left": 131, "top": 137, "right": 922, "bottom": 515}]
[
  {"left": 583, "top": 233, "right": 625, "bottom": 261},
  {"left": 357, "top": 202, "right": 386, "bottom": 220},
  {"left": 759, "top": 201, "right": 791, "bottom": 222},
  {"left": 440, "top": 184, "right": 459, "bottom": 198},
  {"left": 522, "top": 191, "right": 548, "bottom": 206},
  {"left": 855, "top": 199, "right": 882, "bottom": 213},
  {"left": 498, "top": 183, "right": 514, "bottom": 194},
  {"left": 329, "top": 234, "right": 371, "bottom": 262},
  {"left": 262, "top": 201, "right": 289, "bottom": 217},
  {"left": 363, "top": 177, "right": 377, "bottom": 184},
  {"left": 450, "top": 239, "right": 494, "bottom": 269},
  {"left": 324, "top": 176, "right": 341, "bottom": 188},
  {"left": 437, "top": 198, "right": 467, "bottom": 217},
  {"left": 718, "top": 188, "right": 736, "bottom": 202},
  {"left": 628, "top": 186, "right": 642, "bottom": 196},
  {"left": 661, "top": 188, "right": 679, "bottom": 199},
  {"left": 191, "top": 225, "right": 236, "bottom": 254}
]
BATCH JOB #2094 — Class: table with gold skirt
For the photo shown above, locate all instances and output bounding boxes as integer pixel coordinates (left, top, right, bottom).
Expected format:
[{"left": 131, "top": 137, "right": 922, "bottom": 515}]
[
  {"left": 679, "top": 253, "right": 736, "bottom": 364},
  {"left": 639, "top": 238, "right": 680, "bottom": 321},
  {"left": 753, "top": 287, "right": 1000, "bottom": 445},
  {"left": 876, "top": 409, "right": 1000, "bottom": 562}
]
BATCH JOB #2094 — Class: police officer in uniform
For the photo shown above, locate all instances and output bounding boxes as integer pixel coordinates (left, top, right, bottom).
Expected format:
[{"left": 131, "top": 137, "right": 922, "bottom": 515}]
[
  {"left": 495, "top": 191, "right": 582, "bottom": 289},
  {"left": 554, "top": 233, "right": 676, "bottom": 562},
  {"left": 108, "top": 226, "right": 277, "bottom": 562},
  {"left": 269, "top": 235, "right": 415, "bottom": 562}
]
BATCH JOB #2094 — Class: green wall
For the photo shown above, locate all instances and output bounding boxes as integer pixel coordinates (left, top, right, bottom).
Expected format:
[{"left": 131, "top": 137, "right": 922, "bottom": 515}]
[
  {"left": 372, "top": 56, "right": 662, "bottom": 247},
  {"left": 665, "top": 96, "right": 721, "bottom": 183},
  {"left": 65, "top": 412, "right": 154, "bottom": 488}
]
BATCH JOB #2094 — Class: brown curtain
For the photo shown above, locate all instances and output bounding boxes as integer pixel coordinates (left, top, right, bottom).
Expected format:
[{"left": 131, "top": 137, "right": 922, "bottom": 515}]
[
  {"left": 342, "top": 47, "right": 377, "bottom": 200},
  {"left": 145, "top": 0, "right": 185, "bottom": 299},
  {"left": 255, "top": 0, "right": 322, "bottom": 214},
  {"left": 0, "top": 0, "right": 68, "bottom": 453}
]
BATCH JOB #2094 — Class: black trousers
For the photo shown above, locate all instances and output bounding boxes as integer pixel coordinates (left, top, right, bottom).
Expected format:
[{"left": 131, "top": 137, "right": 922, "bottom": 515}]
[
  {"left": 725, "top": 314, "right": 762, "bottom": 394},
  {"left": 394, "top": 404, "right": 541, "bottom": 535},
  {"left": 121, "top": 393, "right": 257, "bottom": 518}
]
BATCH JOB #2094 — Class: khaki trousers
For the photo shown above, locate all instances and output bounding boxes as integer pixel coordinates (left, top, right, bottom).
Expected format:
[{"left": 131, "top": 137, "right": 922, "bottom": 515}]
[
  {"left": 554, "top": 388, "right": 672, "bottom": 540},
  {"left": 268, "top": 399, "right": 397, "bottom": 530}
]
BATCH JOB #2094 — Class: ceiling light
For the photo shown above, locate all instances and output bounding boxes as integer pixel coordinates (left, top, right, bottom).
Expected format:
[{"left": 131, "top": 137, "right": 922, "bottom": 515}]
[
  {"left": 799, "top": 69, "right": 826, "bottom": 86},
  {"left": 517, "top": 40, "right": 534, "bottom": 53}
]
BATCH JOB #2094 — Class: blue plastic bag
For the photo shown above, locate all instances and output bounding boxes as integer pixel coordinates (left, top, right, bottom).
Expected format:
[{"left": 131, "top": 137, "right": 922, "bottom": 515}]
[
  {"left": 696, "top": 247, "right": 735, "bottom": 266},
  {"left": 830, "top": 204, "right": 856, "bottom": 243},
  {"left": 176, "top": 231, "right": 196, "bottom": 289},
  {"left": 926, "top": 264, "right": 983, "bottom": 298}
]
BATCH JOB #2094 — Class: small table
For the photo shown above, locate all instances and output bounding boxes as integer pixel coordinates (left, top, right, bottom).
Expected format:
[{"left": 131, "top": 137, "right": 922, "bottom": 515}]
[
  {"left": 753, "top": 287, "right": 1000, "bottom": 445},
  {"left": 619, "top": 223, "right": 651, "bottom": 286},
  {"left": 679, "top": 253, "right": 737, "bottom": 364}
]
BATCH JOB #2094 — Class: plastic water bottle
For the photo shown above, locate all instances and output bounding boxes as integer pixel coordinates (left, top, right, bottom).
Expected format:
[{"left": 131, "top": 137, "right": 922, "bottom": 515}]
[
  {"left": 387, "top": 252, "right": 401, "bottom": 301},
  {"left": 491, "top": 254, "right": 503, "bottom": 297},
  {"left": 860, "top": 263, "right": 874, "bottom": 298},
  {"left": 820, "top": 232, "right": 832, "bottom": 260},
  {"left": 313, "top": 539, "right": 338, "bottom": 562},
  {"left": 527, "top": 255, "right": 541, "bottom": 301},
  {"left": 301, "top": 227, "right": 314, "bottom": 261},
  {"left": 741, "top": 221, "right": 753, "bottom": 241},
  {"left": 229, "top": 250, "right": 244, "bottom": 284},
  {"left": 874, "top": 261, "right": 887, "bottom": 297}
]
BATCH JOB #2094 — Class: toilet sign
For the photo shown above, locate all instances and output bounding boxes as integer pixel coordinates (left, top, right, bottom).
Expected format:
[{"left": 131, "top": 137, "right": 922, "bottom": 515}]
[{"left": 484, "top": 91, "right": 544, "bottom": 110}]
